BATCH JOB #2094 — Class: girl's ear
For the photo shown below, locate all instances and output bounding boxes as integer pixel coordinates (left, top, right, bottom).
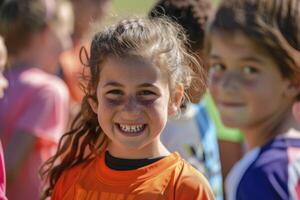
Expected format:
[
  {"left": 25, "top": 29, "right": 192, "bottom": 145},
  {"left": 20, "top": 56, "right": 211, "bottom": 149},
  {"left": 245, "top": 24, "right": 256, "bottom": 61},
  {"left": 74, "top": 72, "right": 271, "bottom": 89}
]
[
  {"left": 88, "top": 97, "right": 98, "bottom": 114},
  {"left": 293, "top": 101, "right": 300, "bottom": 124},
  {"left": 284, "top": 79, "right": 300, "bottom": 98},
  {"left": 168, "top": 84, "right": 184, "bottom": 116}
]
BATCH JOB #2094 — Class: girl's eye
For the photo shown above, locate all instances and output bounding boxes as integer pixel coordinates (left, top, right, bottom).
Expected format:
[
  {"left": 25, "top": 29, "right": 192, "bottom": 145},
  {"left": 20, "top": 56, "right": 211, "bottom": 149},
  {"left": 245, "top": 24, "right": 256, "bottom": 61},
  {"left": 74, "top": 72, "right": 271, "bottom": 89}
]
[
  {"left": 137, "top": 90, "right": 158, "bottom": 101},
  {"left": 242, "top": 66, "right": 259, "bottom": 74},
  {"left": 138, "top": 90, "right": 156, "bottom": 96},
  {"left": 105, "top": 89, "right": 123, "bottom": 98},
  {"left": 209, "top": 63, "right": 225, "bottom": 74}
]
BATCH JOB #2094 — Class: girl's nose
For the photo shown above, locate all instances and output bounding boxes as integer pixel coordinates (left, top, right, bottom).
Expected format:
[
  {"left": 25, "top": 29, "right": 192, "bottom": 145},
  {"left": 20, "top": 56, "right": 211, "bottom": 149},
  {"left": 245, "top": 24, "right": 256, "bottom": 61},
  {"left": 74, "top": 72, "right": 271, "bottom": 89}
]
[
  {"left": 122, "top": 96, "right": 141, "bottom": 117},
  {"left": 219, "top": 72, "right": 240, "bottom": 92}
]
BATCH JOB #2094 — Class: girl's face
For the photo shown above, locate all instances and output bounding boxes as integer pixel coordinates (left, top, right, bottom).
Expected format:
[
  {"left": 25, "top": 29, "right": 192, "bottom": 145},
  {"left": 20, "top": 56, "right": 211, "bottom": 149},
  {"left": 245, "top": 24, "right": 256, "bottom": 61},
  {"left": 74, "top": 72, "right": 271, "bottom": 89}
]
[
  {"left": 90, "top": 57, "right": 182, "bottom": 158},
  {"left": 0, "top": 39, "right": 8, "bottom": 99},
  {"left": 208, "top": 32, "right": 295, "bottom": 130}
]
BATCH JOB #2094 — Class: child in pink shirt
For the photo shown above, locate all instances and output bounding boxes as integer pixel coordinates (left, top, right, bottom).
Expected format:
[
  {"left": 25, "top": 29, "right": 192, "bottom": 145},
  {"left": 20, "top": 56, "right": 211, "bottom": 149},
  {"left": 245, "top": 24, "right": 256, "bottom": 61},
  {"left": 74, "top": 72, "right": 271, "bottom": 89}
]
[{"left": 0, "top": 0, "right": 70, "bottom": 199}]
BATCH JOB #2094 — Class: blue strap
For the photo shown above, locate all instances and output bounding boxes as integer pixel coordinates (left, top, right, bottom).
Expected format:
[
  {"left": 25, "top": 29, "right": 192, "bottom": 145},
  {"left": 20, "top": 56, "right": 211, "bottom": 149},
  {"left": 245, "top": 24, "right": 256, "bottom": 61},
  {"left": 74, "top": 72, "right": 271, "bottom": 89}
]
[{"left": 194, "top": 103, "right": 223, "bottom": 200}]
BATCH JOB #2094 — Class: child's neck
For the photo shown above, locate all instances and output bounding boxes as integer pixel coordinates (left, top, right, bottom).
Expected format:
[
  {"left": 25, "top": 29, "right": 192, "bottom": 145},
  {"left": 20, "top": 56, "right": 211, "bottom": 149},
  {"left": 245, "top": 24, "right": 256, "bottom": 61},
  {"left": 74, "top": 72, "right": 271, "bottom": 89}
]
[
  {"left": 107, "top": 141, "right": 170, "bottom": 159},
  {"left": 11, "top": 47, "right": 42, "bottom": 69},
  {"left": 11, "top": 56, "right": 39, "bottom": 69},
  {"left": 243, "top": 107, "right": 300, "bottom": 151}
]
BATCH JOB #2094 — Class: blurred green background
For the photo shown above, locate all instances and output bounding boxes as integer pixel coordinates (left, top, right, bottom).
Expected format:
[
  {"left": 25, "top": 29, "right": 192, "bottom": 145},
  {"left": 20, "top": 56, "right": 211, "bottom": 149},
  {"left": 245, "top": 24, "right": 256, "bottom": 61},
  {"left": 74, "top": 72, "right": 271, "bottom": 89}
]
[
  {"left": 111, "top": 0, "right": 157, "bottom": 17},
  {"left": 109, "top": 0, "right": 220, "bottom": 19}
]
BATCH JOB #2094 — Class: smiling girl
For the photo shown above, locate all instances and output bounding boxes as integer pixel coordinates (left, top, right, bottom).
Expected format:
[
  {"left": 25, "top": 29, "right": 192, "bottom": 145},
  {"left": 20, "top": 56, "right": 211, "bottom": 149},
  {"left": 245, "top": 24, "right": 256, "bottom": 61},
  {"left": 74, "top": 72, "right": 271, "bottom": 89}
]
[{"left": 41, "top": 17, "right": 214, "bottom": 200}]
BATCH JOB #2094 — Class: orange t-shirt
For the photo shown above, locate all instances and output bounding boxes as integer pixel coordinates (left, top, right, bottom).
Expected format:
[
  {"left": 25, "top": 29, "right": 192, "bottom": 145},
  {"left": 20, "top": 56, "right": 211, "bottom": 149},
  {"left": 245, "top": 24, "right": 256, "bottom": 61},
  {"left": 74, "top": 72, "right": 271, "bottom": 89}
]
[{"left": 52, "top": 151, "right": 215, "bottom": 200}]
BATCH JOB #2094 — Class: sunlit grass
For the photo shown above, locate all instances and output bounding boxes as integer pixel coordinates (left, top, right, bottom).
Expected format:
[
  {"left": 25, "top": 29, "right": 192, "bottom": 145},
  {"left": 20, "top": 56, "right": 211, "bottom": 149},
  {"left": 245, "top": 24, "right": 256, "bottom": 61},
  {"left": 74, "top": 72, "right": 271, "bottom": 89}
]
[{"left": 109, "top": 0, "right": 220, "bottom": 20}]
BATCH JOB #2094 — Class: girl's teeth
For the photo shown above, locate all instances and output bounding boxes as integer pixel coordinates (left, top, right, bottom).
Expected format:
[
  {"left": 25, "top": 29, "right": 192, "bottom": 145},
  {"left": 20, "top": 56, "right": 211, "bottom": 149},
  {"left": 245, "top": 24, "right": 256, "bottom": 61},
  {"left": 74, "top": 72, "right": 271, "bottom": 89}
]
[{"left": 119, "top": 124, "right": 144, "bottom": 133}]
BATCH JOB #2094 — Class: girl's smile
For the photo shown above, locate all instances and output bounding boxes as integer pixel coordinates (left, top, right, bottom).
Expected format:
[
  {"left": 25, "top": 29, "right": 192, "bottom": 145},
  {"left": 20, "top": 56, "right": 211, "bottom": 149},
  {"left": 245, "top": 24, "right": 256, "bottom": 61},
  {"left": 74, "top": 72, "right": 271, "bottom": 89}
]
[
  {"left": 117, "top": 123, "right": 146, "bottom": 133},
  {"left": 115, "top": 123, "right": 147, "bottom": 137}
]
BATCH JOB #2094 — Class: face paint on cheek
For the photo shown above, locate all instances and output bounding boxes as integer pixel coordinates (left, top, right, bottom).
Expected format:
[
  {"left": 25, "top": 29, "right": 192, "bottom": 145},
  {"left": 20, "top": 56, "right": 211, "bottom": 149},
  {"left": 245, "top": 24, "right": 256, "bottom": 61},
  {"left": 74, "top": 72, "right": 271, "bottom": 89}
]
[
  {"left": 208, "top": 71, "right": 222, "bottom": 85},
  {"left": 138, "top": 99, "right": 157, "bottom": 108},
  {"left": 104, "top": 98, "right": 123, "bottom": 107},
  {"left": 210, "top": 77, "right": 220, "bottom": 86},
  {"left": 240, "top": 78, "right": 259, "bottom": 89}
]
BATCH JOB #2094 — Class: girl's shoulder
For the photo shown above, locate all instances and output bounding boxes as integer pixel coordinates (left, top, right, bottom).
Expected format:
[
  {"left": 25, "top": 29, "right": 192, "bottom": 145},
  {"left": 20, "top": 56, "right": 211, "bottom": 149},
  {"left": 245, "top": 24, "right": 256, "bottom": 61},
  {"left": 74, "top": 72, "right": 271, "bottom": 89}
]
[
  {"left": 235, "top": 137, "right": 300, "bottom": 199},
  {"left": 178, "top": 159, "right": 209, "bottom": 180},
  {"left": 174, "top": 159, "right": 215, "bottom": 200},
  {"left": 52, "top": 158, "right": 96, "bottom": 198},
  {"left": 256, "top": 136, "right": 300, "bottom": 167}
]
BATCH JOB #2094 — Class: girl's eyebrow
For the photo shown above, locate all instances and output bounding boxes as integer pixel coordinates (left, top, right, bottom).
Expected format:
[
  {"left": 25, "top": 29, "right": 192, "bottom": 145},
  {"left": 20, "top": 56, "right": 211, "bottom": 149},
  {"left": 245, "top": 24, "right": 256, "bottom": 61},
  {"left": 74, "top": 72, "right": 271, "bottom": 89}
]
[
  {"left": 238, "top": 56, "right": 264, "bottom": 64},
  {"left": 138, "top": 83, "right": 156, "bottom": 88},
  {"left": 104, "top": 81, "right": 123, "bottom": 87},
  {"left": 210, "top": 54, "right": 264, "bottom": 64},
  {"left": 103, "top": 82, "right": 157, "bottom": 88}
]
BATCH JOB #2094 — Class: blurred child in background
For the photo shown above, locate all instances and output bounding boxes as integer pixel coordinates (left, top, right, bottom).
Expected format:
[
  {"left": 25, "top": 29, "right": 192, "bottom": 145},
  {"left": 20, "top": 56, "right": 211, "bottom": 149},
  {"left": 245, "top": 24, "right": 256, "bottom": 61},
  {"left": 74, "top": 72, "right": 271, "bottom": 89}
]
[
  {"left": 41, "top": 17, "right": 214, "bottom": 199},
  {"left": 0, "top": 35, "right": 8, "bottom": 200},
  {"left": 59, "top": 0, "right": 111, "bottom": 112},
  {"left": 150, "top": 1, "right": 244, "bottom": 192},
  {"left": 207, "top": 0, "right": 300, "bottom": 199},
  {"left": 0, "top": 0, "right": 70, "bottom": 199}
]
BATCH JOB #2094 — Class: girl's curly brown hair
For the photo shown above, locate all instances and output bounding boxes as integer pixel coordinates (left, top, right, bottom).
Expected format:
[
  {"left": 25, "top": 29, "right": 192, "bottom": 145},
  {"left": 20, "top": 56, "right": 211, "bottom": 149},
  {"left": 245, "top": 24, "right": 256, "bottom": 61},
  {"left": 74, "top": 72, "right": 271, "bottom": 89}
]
[{"left": 40, "top": 16, "right": 206, "bottom": 198}]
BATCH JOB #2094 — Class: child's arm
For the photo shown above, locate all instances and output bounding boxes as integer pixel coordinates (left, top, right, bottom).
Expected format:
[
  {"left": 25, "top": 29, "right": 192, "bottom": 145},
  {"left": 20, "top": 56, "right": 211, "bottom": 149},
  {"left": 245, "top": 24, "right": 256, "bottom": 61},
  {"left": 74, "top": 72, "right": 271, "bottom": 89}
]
[{"left": 4, "top": 130, "right": 36, "bottom": 186}]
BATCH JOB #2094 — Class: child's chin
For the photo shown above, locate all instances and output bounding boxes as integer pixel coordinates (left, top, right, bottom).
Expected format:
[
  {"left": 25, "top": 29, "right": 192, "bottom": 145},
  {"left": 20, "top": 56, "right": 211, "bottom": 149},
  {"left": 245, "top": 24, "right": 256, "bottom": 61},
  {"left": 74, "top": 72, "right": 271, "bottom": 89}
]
[{"left": 221, "top": 117, "right": 244, "bottom": 129}]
